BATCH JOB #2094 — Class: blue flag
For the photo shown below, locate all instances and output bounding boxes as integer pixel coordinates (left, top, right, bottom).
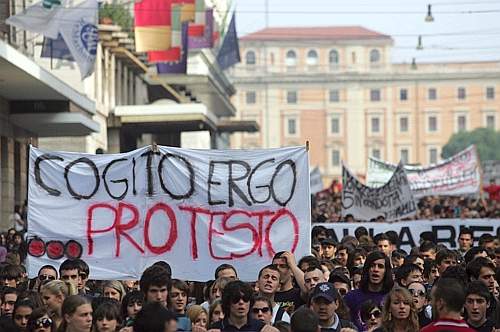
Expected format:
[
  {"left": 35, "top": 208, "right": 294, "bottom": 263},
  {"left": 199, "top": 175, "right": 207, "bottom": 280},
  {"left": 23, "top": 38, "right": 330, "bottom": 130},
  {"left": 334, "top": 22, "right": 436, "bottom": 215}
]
[
  {"left": 216, "top": 12, "right": 240, "bottom": 70},
  {"left": 41, "top": 34, "right": 74, "bottom": 61}
]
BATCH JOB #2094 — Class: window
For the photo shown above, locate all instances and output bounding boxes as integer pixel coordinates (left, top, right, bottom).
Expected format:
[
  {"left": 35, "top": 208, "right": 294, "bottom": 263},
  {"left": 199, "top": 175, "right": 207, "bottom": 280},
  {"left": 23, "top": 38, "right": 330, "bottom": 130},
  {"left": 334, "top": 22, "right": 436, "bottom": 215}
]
[
  {"left": 351, "top": 52, "right": 357, "bottom": 64},
  {"left": 331, "top": 150, "right": 340, "bottom": 167},
  {"left": 372, "top": 149, "right": 381, "bottom": 159},
  {"left": 399, "top": 117, "right": 409, "bottom": 132},
  {"left": 428, "top": 116, "right": 437, "bottom": 132},
  {"left": 330, "top": 118, "right": 340, "bottom": 134},
  {"left": 457, "top": 115, "right": 467, "bottom": 132},
  {"left": 486, "top": 86, "right": 495, "bottom": 100},
  {"left": 370, "top": 49, "right": 380, "bottom": 63},
  {"left": 286, "top": 91, "right": 297, "bottom": 104},
  {"left": 329, "top": 50, "right": 339, "bottom": 68},
  {"left": 245, "top": 91, "right": 256, "bottom": 104},
  {"left": 400, "top": 149, "right": 409, "bottom": 164},
  {"left": 306, "top": 50, "right": 318, "bottom": 66},
  {"left": 428, "top": 88, "right": 437, "bottom": 100},
  {"left": 245, "top": 51, "right": 256, "bottom": 65},
  {"left": 429, "top": 148, "right": 438, "bottom": 164},
  {"left": 400, "top": 89, "right": 408, "bottom": 101},
  {"left": 285, "top": 50, "right": 297, "bottom": 67},
  {"left": 329, "top": 89, "right": 339, "bottom": 102},
  {"left": 287, "top": 118, "right": 297, "bottom": 135},
  {"left": 458, "top": 87, "right": 466, "bottom": 100},
  {"left": 371, "top": 117, "right": 380, "bottom": 133},
  {"left": 370, "top": 89, "right": 381, "bottom": 102},
  {"left": 487, "top": 115, "right": 496, "bottom": 129}
]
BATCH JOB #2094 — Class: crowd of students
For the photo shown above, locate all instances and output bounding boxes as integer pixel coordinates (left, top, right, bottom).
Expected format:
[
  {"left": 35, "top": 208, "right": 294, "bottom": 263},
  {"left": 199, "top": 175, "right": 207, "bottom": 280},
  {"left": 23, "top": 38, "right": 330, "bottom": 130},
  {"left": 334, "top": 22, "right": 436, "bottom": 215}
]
[
  {"left": 0, "top": 223, "right": 499, "bottom": 332},
  {"left": 312, "top": 189, "right": 500, "bottom": 223}
]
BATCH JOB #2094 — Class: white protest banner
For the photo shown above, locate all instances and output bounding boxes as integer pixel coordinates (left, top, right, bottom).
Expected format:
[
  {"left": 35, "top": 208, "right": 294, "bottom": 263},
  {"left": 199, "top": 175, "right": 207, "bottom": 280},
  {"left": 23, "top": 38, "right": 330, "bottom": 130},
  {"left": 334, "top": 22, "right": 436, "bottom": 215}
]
[
  {"left": 27, "top": 145, "right": 310, "bottom": 281},
  {"left": 310, "top": 166, "right": 323, "bottom": 194},
  {"left": 314, "top": 219, "right": 500, "bottom": 253},
  {"left": 366, "top": 145, "right": 481, "bottom": 197},
  {"left": 342, "top": 163, "right": 416, "bottom": 222}
]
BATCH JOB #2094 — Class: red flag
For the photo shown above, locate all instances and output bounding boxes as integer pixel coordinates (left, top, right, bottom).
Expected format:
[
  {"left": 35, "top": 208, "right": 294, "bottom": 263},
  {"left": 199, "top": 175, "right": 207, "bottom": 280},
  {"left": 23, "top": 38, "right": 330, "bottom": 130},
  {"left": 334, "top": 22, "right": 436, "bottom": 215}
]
[{"left": 134, "top": 0, "right": 174, "bottom": 52}]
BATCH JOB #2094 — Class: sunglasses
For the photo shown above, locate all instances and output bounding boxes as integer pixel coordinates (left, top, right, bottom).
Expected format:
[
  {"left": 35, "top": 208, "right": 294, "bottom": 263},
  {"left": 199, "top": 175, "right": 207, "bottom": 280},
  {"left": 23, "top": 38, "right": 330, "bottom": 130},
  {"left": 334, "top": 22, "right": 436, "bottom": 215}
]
[
  {"left": 362, "top": 309, "right": 382, "bottom": 322},
  {"left": 34, "top": 317, "right": 53, "bottom": 328},
  {"left": 252, "top": 307, "right": 270, "bottom": 314},
  {"left": 231, "top": 295, "right": 251, "bottom": 304},
  {"left": 38, "top": 275, "right": 56, "bottom": 281},
  {"left": 409, "top": 289, "right": 426, "bottom": 297}
]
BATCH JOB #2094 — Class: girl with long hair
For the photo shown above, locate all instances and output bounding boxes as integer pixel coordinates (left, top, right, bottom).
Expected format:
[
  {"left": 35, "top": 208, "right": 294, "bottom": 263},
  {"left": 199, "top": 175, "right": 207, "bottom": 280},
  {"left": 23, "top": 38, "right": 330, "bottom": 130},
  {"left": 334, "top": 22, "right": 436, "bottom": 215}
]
[
  {"left": 57, "top": 295, "right": 92, "bottom": 332},
  {"left": 375, "top": 287, "right": 419, "bottom": 332}
]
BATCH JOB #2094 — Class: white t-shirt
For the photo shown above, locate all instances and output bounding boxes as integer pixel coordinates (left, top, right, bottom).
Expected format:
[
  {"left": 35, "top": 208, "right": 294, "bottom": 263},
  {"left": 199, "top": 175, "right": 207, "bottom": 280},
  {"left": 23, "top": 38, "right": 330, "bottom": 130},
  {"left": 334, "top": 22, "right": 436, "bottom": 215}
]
[{"left": 272, "top": 303, "right": 290, "bottom": 323}]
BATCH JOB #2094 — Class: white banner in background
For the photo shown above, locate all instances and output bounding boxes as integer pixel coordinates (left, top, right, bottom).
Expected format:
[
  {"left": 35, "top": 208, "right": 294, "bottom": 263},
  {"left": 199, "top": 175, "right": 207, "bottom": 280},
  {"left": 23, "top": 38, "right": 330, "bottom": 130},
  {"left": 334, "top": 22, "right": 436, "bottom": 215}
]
[
  {"left": 366, "top": 145, "right": 480, "bottom": 197},
  {"left": 310, "top": 166, "right": 323, "bottom": 194},
  {"left": 28, "top": 146, "right": 311, "bottom": 281},
  {"left": 342, "top": 163, "right": 417, "bottom": 222},
  {"left": 315, "top": 219, "right": 500, "bottom": 253}
]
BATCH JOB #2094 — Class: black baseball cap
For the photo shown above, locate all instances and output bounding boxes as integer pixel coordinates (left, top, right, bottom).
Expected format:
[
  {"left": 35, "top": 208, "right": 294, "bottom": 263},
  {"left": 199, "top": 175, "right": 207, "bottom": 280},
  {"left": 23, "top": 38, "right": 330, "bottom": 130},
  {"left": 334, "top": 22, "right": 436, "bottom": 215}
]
[{"left": 311, "top": 282, "right": 339, "bottom": 303}]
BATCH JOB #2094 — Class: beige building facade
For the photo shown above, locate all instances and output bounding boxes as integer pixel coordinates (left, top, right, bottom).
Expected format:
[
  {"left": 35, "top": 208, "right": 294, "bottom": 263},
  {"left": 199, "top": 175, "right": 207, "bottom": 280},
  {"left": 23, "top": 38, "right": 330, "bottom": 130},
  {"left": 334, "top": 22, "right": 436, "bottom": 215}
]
[{"left": 229, "top": 26, "right": 500, "bottom": 183}]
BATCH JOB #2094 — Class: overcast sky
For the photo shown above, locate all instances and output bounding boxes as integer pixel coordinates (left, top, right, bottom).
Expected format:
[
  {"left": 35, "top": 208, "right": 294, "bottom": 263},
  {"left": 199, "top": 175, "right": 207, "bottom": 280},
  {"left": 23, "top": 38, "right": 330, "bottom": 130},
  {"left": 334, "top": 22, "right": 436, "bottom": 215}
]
[{"left": 235, "top": 0, "right": 500, "bottom": 63}]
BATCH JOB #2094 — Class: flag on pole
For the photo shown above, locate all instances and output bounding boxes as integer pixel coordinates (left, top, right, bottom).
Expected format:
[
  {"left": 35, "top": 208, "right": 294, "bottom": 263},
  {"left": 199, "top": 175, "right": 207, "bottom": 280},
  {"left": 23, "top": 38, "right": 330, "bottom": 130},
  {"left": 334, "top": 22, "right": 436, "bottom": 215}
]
[
  {"left": 134, "top": 0, "right": 174, "bottom": 52},
  {"left": 156, "top": 22, "right": 189, "bottom": 74},
  {"left": 216, "top": 12, "right": 240, "bottom": 70},
  {"left": 41, "top": 33, "right": 74, "bottom": 61},
  {"left": 6, "top": 0, "right": 64, "bottom": 39},
  {"left": 188, "top": 9, "right": 213, "bottom": 49},
  {"left": 58, "top": 0, "right": 98, "bottom": 78},
  {"left": 187, "top": 0, "right": 205, "bottom": 37},
  {"left": 147, "top": 4, "right": 182, "bottom": 63}
]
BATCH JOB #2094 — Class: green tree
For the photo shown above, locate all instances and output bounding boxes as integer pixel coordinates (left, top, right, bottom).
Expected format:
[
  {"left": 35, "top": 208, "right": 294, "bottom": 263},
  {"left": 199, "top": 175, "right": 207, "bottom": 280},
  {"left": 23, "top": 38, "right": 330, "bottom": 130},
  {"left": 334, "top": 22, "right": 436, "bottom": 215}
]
[
  {"left": 442, "top": 127, "right": 500, "bottom": 161},
  {"left": 99, "top": 1, "right": 133, "bottom": 32}
]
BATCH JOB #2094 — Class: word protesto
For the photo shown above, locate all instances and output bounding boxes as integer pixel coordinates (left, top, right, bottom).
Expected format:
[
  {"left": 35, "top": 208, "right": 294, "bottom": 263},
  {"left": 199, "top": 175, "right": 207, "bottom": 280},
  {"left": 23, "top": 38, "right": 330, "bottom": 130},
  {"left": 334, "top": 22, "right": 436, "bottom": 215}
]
[{"left": 34, "top": 152, "right": 298, "bottom": 207}]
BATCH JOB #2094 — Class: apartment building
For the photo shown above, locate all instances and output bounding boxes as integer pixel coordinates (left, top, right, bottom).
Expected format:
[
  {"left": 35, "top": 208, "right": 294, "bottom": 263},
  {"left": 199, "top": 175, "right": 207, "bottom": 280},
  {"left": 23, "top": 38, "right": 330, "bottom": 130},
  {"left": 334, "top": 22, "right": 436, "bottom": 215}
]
[{"left": 229, "top": 26, "right": 500, "bottom": 183}]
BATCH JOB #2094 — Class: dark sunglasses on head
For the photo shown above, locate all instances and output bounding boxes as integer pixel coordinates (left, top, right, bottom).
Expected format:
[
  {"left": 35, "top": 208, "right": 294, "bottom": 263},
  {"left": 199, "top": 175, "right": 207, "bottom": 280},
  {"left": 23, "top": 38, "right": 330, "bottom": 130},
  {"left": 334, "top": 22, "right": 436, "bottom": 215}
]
[
  {"left": 38, "top": 274, "right": 56, "bottom": 281},
  {"left": 409, "top": 289, "right": 426, "bottom": 297},
  {"left": 362, "top": 309, "right": 382, "bottom": 322},
  {"left": 33, "top": 317, "right": 53, "bottom": 328},
  {"left": 231, "top": 295, "right": 251, "bottom": 304},
  {"left": 252, "top": 307, "right": 271, "bottom": 314}
]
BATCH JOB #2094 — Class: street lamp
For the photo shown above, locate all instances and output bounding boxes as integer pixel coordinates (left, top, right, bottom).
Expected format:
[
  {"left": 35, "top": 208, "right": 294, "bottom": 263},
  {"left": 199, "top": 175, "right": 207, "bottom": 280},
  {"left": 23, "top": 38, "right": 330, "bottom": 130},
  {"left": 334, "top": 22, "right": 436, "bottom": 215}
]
[
  {"left": 425, "top": 4, "right": 434, "bottom": 22},
  {"left": 416, "top": 35, "right": 423, "bottom": 50}
]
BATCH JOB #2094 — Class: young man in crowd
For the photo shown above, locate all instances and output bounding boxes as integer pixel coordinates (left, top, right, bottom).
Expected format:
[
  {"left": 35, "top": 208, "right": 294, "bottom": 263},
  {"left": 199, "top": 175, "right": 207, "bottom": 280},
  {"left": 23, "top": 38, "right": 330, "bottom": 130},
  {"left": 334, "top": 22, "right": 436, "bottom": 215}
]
[
  {"left": 321, "top": 239, "right": 337, "bottom": 261},
  {"left": 272, "top": 251, "right": 306, "bottom": 313},
  {"left": 309, "top": 282, "right": 357, "bottom": 332},
  {"left": 210, "top": 280, "right": 278, "bottom": 332},
  {"left": 419, "top": 241, "right": 437, "bottom": 261},
  {"left": 466, "top": 256, "right": 497, "bottom": 319},
  {"left": 395, "top": 263, "right": 423, "bottom": 287},
  {"left": 291, "top": 308, "right": 320, "bottom": 332},
  {"left": 375, "top": 234, "right": 392, "bottom": 258},
  {"left": 458, "top": 228, "right": 474, "bottom": 257},
  {"left": 256, "top": 264, "right": 290, "bottom": 323},
  {"left": 328, "top": 272, "right": 351, "bottom": 297},
  {"left": 435, "top": 249, "right": 458, "bottom": 274},
  {"left": 421, "top": 277, "right": 475, "bottom": 332},
  {"left": 334, "top": 245, "right": 350, "bottom": 267},
  {"left": 464, "top": 281, "right": 495, "bottom": 332},
  {"left": 303, "top": 267, "right": 327, "bottom": 297},
  {"left": 215, "top": 264, "right": 238, "bottom": 281},
  {"left": 59, "top": 259, "right": 81, "bottom": 290},
  {"left": 140, "top": 264, "right": 171, "bottom": 307},
  {"left": 344, "top": 251, "right": 393, "bottom": 330}
]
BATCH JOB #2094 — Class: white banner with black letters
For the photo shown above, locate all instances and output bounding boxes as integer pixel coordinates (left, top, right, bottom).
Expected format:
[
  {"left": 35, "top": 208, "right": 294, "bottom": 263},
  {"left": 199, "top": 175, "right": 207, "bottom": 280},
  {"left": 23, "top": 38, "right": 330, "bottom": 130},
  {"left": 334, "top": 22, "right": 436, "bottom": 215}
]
[
  {"left": 342, "top": 163, "right": 417, "bottom": 222},
  {"left": 27, "top": 145, "right": 310, "bottom": 281},
  {"left": 315, "top": 219, "right": 500, "bottom": 253}
]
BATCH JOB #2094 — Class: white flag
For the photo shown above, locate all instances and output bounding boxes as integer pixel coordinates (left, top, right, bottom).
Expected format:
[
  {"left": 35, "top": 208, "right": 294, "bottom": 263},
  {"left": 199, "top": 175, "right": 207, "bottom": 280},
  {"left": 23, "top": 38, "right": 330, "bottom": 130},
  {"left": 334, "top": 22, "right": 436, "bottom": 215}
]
[
  {"left": 6, "top": 0, "right": 64, "bottom": 39},
  {"left": 58, "top": 0, "right": 98, "bottom": 79}
]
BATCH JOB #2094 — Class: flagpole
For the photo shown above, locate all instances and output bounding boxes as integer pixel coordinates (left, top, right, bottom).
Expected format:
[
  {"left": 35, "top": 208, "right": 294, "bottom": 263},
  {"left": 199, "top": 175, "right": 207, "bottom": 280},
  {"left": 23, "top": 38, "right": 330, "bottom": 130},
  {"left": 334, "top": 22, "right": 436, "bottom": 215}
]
[{"left": 50, "top": 38, "right": 53, "bottom": 70}]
